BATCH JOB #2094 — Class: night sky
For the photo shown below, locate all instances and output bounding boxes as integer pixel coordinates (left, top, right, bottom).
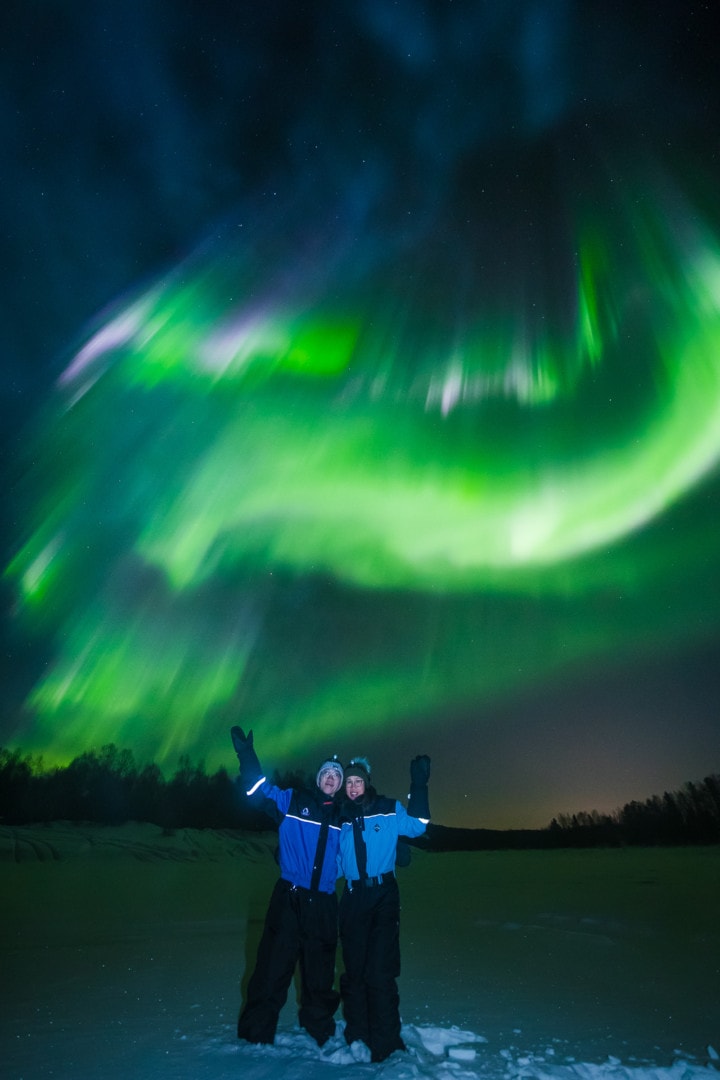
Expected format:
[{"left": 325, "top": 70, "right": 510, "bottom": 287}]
[{"left": 3, "top": 1, "right": 720, "bottom": 828}]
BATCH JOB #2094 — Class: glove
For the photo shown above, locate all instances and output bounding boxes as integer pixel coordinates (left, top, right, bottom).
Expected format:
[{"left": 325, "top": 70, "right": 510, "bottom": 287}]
[
  {"left": 408, "top": 754, "right": 431, "bottom": 820},
  {"left": 410, "top": 754, "right": 431, "bottom": 786},
  {"left": 231, "top": 725, "right": 253, "bottom": 756},
  {"left": 230, "top": 726, "right": 263, "bottom": 791}
]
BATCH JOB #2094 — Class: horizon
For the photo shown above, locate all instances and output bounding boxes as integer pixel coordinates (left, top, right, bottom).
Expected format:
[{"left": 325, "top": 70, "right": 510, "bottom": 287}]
[{"left": 3, "top": 737, "right": 717, "bottom": 835}]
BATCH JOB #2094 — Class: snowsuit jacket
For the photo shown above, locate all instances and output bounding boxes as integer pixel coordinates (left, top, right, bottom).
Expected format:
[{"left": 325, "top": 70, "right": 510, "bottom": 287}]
[
  {"left": 249, "top": 781, "right": 341, "bottom": 894},
  {"left": 337, "top": 795, "right": 427, "bottom": 882}
]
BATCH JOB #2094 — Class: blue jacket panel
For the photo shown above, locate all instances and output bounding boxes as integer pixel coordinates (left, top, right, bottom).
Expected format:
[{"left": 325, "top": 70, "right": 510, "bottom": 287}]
[
  {"left": 338, "top": 796, "right": 427, "bottom": 881},
  {"left": 250, "top": 781, "right": 341, "bottom": 894}
]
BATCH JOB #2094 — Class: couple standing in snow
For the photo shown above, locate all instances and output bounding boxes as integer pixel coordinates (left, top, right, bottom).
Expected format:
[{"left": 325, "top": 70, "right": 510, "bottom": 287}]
[{"left": 230, "top": 726, "right": 431, "bottom": 1064}]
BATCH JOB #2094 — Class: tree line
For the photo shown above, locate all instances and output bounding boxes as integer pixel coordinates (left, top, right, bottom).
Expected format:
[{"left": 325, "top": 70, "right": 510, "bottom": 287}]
[
  {"left": 0, "top": 744, "right": 273, "bottom": 831},
  {"left": 418, "top": 773, "right": 720, "bottom": 850},
  {"left": 1, "top": 743, "right": 718, "bottom": 846},
  {"left": 547, "top": 773, "right": 720, "bottom": 846}
]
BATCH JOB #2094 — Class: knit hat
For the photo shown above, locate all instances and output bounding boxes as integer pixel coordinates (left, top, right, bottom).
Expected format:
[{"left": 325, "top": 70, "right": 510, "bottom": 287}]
[
  {"left": 344, "top": 756, "right": 371, "bottom": 785},
  {"left": 316, "top": 756, "right": 344, "bottom": 788}
]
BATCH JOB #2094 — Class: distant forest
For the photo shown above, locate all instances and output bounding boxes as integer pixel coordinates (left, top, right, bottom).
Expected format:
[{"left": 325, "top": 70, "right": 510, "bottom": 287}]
[{"left": 0, "top": 744, "right": 718, "bottom": 848}]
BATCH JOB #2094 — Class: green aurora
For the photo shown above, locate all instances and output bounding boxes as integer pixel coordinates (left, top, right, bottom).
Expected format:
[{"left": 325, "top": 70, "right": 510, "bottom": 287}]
[{"left": 6, "top": 167, "right": 720, "bottom": 773}]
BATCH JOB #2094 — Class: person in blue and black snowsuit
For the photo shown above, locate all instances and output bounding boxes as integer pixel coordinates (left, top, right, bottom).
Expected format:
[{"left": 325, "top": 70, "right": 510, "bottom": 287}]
[
  {"left": 230, "top": 726, "right": 344, "bottom": 1047},
  {"left": 336, "top": 754, "right": 431, "bottom": 1063}
]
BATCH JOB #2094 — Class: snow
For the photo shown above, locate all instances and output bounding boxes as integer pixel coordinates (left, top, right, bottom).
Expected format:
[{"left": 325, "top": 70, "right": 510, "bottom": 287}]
[{"left": 1, "top": 822, "right": 718, "bottom": 1080}]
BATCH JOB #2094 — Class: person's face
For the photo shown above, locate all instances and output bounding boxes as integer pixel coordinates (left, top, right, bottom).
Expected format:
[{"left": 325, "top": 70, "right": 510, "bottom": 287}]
[
  {"left": 319, "top": 770, "right": 342, "bottom": 796},
  {"left": 345, "top": 776, "right": 366, "bottom": 800}
]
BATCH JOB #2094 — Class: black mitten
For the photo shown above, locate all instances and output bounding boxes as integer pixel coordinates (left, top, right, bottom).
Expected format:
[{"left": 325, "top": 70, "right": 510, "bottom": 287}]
[
  {"left": 408, "top": 754, "right": 431, "bottom": 819},
  {"left": 230, "top": 726, "right": 263, "bottom": 791},
  {"left": 410, "top": 754, "right": 431, "bottom": 785}
]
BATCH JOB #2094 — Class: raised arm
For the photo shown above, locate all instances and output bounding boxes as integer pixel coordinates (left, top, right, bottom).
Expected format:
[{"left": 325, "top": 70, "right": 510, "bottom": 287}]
[{"left": 230, "top": 726, "right": 265, "bottom": 795}]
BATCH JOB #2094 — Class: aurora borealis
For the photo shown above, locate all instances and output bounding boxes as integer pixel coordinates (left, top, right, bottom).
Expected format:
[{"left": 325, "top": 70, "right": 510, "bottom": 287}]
[{"left": 3, "top": 2, "right": 720, "bottom": 826}]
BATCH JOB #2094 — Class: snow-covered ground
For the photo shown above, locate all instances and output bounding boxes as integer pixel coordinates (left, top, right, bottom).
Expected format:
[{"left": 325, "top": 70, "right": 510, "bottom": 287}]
[{"left": 1, "top": 823, "right": 718, "bottom": 1080}]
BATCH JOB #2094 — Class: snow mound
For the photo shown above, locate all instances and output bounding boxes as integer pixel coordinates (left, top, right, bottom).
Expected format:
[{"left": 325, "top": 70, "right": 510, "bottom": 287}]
[{"left": 207, "top": 1023, "right": 720, "bottom": 1080}]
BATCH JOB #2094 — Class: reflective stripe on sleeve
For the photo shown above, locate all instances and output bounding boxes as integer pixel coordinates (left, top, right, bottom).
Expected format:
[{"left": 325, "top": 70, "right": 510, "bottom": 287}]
[{"left": 246, "top": 776, "right": 266, "bottom": 796}]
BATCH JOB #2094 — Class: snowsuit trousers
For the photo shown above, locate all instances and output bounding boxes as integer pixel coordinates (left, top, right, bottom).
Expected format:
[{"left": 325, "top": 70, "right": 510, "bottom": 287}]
[
  {"left": 338, "top": 876, "right": 405, "bottom": 1063},
  {"left": 238, "top": 878, "right": 340, "bottom": 1047}
]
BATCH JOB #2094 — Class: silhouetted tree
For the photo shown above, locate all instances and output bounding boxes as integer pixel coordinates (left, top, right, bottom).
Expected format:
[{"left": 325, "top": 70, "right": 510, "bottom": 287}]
[
  {"left": 0, "top": 748, "right": 38, "bottom": 823},
  {"left": 129, "top": 762, "right": 165, "bottom": 824},
  {"left": 60, "top": 744, "right": 137, "bottom": 824}
]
